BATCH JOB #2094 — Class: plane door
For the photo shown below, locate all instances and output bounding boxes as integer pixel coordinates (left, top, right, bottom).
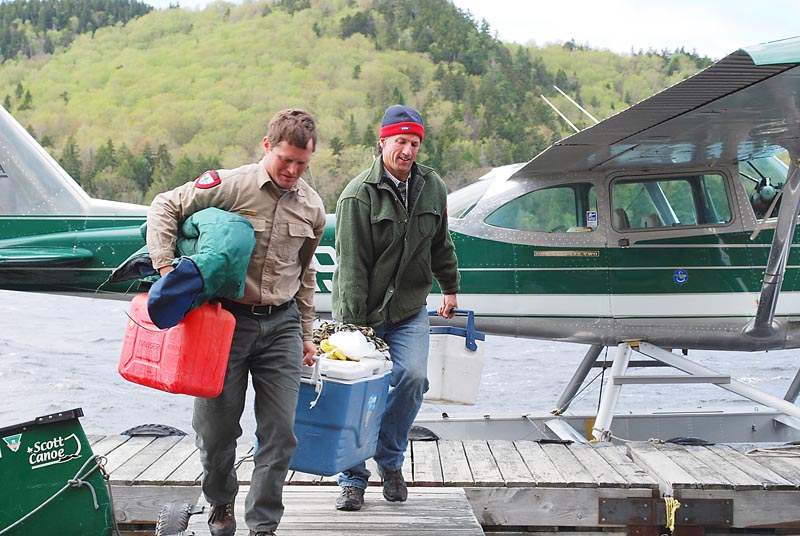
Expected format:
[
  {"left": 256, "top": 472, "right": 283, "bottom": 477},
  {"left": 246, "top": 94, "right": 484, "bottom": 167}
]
[
  {"left": 479, "top": 181, "right": 610, "bottom": 337},
  {"left": 607, "top": 173, "right": 750, "bottom": 331}
]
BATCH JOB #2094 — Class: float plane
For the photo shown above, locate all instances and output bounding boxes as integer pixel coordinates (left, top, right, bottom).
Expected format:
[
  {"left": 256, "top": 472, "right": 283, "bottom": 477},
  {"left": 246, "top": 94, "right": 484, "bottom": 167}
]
[{"left": 3, "top": 36, "right": 800, "bottom": 443}]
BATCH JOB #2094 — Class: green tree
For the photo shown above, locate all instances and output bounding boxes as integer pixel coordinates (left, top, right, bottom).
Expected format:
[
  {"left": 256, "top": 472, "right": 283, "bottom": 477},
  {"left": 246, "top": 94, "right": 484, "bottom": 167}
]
[{"left": 59, "top": 136, "right": 82, "bottom": 184}]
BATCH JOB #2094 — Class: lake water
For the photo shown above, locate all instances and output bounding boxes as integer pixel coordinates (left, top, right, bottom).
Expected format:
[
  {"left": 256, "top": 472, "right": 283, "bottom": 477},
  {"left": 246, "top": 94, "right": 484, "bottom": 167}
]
[{"left": 1, "top": 290, "right": 797, "bottom": 435}]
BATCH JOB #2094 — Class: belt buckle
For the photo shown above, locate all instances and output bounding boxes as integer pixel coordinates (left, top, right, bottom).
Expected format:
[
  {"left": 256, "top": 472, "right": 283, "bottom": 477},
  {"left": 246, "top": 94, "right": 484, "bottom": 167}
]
[{"left": 251, "top": 304, "right": 271, "bottom": 316}]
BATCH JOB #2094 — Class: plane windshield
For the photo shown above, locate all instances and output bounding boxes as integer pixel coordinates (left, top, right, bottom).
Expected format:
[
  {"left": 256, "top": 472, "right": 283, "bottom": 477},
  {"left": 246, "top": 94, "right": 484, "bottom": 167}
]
[
  {"left": 485, "top": 183, "right": 598, "bottom": 233},
  {"left": 449, "top": 163, "right": 526, "bottom": 219},
  {"left": 611, "top": 174, "right": 731, "bottom": 230},
  {"left": 739, "top": 153, "right": 789, "bottom": 220},
  {"left": 449, "top": 179, "right": 493, "bottom": 218},
  {"left": 0, "top": 106, "right": 88, "bottom": 215}
]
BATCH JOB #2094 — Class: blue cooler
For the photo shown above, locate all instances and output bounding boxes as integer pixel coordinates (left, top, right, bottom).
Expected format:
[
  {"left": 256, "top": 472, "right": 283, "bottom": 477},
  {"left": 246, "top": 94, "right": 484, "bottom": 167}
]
[{"left": 290, "top": 356, "right": 392, "bottom": 476}]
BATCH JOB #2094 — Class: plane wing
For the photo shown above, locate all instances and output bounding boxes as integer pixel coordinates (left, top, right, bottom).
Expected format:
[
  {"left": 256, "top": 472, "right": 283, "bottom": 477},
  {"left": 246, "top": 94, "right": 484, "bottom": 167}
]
[{"left": 518, "top": 35, "right": 800, "bottom": 175}]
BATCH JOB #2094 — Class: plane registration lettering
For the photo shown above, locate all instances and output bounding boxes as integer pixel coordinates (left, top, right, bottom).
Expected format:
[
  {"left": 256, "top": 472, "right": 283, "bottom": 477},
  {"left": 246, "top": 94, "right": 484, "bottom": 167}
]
[{"left": 534, "top": 250, "right": 600, "bottom": 257}]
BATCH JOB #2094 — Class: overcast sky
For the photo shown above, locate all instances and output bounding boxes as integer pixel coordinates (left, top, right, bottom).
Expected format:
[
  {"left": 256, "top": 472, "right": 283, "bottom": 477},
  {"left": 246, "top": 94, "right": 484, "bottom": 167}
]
[
  {"left": 450, "top": 0, "right": 799, "bottom": 60},
  {"left": 150, "top": 0, "right": 799, "bottom": 61}
]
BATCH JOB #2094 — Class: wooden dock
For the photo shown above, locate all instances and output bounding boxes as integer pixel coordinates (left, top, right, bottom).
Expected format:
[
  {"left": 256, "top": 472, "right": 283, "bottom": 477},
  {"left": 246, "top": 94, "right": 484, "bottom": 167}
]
[{"left": 90, "top": 434, "right": 800, "bottom": 534}]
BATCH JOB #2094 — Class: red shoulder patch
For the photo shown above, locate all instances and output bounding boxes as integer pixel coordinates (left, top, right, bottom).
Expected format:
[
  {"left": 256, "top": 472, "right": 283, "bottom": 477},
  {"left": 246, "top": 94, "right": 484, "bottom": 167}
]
[{"left": 194, "top": 170, "right": 221, "bottom": 189}]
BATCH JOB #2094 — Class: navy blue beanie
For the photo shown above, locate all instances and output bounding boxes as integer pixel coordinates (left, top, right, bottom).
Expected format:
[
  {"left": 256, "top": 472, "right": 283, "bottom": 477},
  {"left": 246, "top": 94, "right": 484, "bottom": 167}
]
[{"left": 380, "top": 105, "right": 425, "bottom": 141}]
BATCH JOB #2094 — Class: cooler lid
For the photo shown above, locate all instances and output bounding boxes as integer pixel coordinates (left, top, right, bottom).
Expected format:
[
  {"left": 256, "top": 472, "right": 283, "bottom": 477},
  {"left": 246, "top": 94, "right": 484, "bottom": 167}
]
[{"left": 303, "top": 356, "right": 393, "bottom": 381}]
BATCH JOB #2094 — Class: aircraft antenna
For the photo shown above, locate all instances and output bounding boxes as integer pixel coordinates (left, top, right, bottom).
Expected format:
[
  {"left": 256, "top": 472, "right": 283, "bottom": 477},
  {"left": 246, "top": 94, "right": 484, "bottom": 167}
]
[
  {"left": 553, "top": 85, "right": 599, "bottom": 125},
  {"left": 541, "top": 95, "right": 579, "bottom": 133}
]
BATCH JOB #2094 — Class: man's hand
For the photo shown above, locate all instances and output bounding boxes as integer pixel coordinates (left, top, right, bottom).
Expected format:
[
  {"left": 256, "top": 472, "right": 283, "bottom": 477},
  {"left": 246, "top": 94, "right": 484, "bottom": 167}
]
[
  {"left": 158, "top": 265, "right": 174, "bottom": 277},
  {"left": 438, "top": 294, "right": 458, "bottom": 319},
  {"left": 302, "top": 340, "right": 317, "bottom": 366}
]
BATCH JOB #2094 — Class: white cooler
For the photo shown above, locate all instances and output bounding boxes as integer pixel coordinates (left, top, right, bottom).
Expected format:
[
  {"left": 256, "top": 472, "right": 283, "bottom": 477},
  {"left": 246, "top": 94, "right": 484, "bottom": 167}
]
[{"left": 425, "top": 309, "right": 486, "bottom": 405}]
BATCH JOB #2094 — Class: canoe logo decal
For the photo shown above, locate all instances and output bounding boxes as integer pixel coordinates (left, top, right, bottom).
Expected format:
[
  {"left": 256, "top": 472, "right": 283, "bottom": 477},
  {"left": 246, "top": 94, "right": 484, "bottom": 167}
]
[
  {"left": 673, "top": 269, "right": 689, "bottom": 285},
  {"left": 27, "top": 433, "right": 82, "bottom": 470},
  {"left": 2, "top": 433, "right": 22, "bottom": 453}
]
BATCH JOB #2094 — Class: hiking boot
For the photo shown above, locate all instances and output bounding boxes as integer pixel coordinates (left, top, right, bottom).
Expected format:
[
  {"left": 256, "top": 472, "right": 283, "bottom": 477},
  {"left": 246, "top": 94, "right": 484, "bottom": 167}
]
[
  {"left": 335, "top": 485, "right": 365, "bottom": 511},
  {"left": 379, "top": 466, "right": 407, "bottom": 502},
  {"left": 248, "top": 531, "right": 276, "bottom": 536},
  {"left": 207, "top": 502, "right": 236, "bottom": 536}
]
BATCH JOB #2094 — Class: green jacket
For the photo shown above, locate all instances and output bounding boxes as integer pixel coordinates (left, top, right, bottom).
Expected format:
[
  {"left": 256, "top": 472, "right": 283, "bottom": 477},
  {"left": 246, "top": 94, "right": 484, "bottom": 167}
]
[{"left": 332, "top": 157, "right": 460, "bottom": 326}]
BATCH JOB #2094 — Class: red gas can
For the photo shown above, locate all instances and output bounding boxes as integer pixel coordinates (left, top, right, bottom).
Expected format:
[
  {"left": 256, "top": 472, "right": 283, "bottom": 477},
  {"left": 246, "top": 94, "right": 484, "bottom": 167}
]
[{"left": 118, "top": 294, "right": 235, "bottom": 398}]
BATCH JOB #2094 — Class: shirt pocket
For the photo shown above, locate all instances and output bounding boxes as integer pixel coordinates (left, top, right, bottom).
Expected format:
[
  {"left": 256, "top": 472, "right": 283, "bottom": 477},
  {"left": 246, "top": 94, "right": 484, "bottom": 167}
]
[
  {"left": 416, "top": 208, "right": 441, "bottom": 238},
  {"left": 371, "top": 213, "right": 403, "bottom": 253},
  {"left": 281, "top": 221, "right": 315, "bottom": 260},
  {"left": 243, "top": 215, "right": 267, "bottom": 233},
  {"left": 241, "top": 216, "right": 267, "bottom": 264}
]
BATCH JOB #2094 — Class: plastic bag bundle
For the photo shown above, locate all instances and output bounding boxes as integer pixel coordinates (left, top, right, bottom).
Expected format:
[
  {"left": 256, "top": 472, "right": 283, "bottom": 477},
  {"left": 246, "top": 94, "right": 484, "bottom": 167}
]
[{"left": 327, "top": 330, "right": 377, "bottom": 359}]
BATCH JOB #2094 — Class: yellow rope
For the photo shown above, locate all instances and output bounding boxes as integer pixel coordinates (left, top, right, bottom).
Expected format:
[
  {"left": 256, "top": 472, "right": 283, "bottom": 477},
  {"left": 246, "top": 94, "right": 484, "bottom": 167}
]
[{"left": 664, "top": 496, "right": 681, "bottom": 534}]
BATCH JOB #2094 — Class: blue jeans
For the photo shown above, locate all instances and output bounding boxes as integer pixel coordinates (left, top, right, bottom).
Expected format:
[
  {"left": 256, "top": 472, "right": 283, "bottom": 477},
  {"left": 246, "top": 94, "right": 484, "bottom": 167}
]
[{"left": 338, "top": 306, "right": 430, "bottom": 489}]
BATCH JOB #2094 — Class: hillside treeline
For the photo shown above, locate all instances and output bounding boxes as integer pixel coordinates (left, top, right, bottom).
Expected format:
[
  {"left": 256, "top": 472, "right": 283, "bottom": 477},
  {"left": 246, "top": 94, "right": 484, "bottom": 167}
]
[
  {"left": 0, "top": 0, "right": 152, "bottom": 61},
  {"left": 0, "top": 0, "right": 713, "bottom": 208}
]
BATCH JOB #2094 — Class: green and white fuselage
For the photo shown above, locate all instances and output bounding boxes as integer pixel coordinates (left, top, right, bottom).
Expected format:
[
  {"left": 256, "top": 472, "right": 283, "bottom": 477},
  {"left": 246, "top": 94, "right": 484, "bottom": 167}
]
[{"left": 4, "top": 37, "right": 800, "bottom": 355}]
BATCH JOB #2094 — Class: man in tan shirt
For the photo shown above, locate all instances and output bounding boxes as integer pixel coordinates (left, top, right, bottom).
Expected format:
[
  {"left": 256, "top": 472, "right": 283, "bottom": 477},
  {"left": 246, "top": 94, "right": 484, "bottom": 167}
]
[{"left": 147, "top": 109, "right": 326, "bottom": 536}]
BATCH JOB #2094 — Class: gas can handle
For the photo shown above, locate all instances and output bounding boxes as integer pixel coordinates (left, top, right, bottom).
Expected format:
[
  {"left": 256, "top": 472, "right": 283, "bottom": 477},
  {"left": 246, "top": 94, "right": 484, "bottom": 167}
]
[{"left": 427, "top": 308, "right": 479, "bottom": 351}]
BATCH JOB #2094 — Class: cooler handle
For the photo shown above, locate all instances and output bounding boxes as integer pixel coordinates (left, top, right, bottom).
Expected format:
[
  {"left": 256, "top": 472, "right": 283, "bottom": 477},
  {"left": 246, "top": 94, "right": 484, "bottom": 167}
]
[
  {"left": 300, "top": 355, "right": 324, "bottom": 409},
  {"left": 427, "top": 308, "right": 479, "bottom": 351}
]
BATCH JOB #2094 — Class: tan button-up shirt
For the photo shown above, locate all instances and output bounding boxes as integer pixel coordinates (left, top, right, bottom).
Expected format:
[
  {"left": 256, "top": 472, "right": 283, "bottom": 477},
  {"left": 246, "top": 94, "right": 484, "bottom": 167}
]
[{"left": 146, "top": 158, "right": 326, "bottom": 340}]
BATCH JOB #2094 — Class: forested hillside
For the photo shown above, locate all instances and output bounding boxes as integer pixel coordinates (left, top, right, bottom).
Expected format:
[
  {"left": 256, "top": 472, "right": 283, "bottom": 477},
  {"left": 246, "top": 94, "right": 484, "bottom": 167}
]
[
  {"left": 0, "top": 0, "right": 713, "bottom": 208},
  {"left": 0, "top": 0, "right": 152, "bottom": 61}
]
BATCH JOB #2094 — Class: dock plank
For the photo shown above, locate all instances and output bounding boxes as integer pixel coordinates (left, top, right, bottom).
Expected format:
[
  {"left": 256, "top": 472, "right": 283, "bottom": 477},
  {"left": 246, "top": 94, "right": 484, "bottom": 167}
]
[
  {"left": 626, "top": 441, "right": 697, "bottom": 495},
  {"left": 688, "top": 445, "right": 765, "bottom": 490},
  {"left": 740, "top": 445, "right": 800, "bottom": 487},
  {"left": 186, "top": 486, "right": 483, "bottom": 535},
  {"left": 438, "top": 439, "right": 474, "bottom": 485},
  {"left": 487, "top": 440, "right": 531, "bottom": 486},
  {"left": 591, "top": 443, "right": 658, "bottom": 489},
  {"left": 463, "top": 440, "right": 504, "bottom": 486},
  {"left": 514, "top": 441, "right": 565, "bottom": 486},
  {"left": 135, "top": 434, "right": 198, "bottom": 484},
  {"left": 412, "top": 440, "right": 443, "bottom": 485},
  {"left": 104, "top": 435, "right": 156, "bottom": 475},
  {"left": 712, "top": 444, "right": 795, "bottom": 489},
  {"left": 651, "top": 442, "right": 733, "bottom": 490},
  {"left": 568, "top": 443, "right": 629, "bottom": 487},
  {"left": 540, "top": 443, "right": 596, "bottom": 487},
  {"left": 92, "top": 434, "right": 131, "bottom": 457},
  {"left": 166, "top": 443, "right": 204, "bottom": 485},
  {"left": 111, "top": 435, "right": 184, "bottom": 484}
]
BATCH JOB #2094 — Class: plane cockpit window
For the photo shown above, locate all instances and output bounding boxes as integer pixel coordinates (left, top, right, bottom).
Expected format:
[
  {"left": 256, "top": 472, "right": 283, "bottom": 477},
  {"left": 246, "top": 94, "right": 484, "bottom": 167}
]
[
  {"left": 449, "top": 178, "right": 493, "bottom": 219},
  {"left": 611, "top": 173, "right": 731, "bottom": 230},
  {"left": 0, "top": 106, "right": 88, "bottom": 215},
  {"left": 739, "top": 153, "right": 789, "bottom": 220},
  {"left": 484, "top": 183, "right": 597, "bottom": 233}
]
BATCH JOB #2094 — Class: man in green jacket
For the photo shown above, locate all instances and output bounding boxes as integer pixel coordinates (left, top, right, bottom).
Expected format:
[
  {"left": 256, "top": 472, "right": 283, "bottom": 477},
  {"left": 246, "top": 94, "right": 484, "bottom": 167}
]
[{"left": 332, "top": 104, "right": 460, "bottom": 511}]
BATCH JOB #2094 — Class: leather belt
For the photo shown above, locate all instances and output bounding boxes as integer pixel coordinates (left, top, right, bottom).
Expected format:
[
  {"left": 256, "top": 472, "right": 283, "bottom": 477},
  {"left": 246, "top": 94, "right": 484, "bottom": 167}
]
[{"left": 222, "top": 299, "right": 294, "bottom": 316}]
